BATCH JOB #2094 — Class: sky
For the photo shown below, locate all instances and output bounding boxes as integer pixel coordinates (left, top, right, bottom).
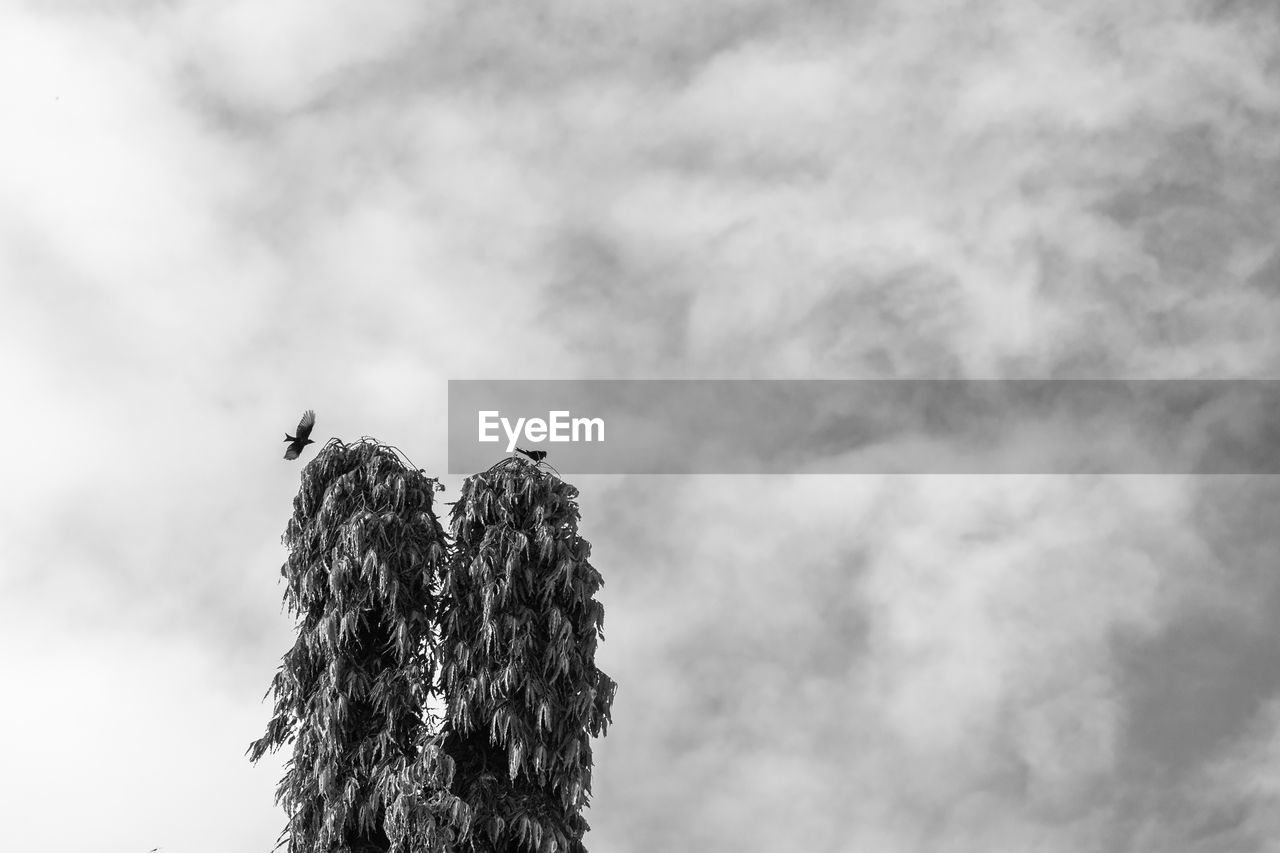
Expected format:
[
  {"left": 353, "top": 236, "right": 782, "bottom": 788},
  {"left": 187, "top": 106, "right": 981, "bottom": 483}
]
[{"left": 2, "top": 1, "right": 1280, "bottom": 851}]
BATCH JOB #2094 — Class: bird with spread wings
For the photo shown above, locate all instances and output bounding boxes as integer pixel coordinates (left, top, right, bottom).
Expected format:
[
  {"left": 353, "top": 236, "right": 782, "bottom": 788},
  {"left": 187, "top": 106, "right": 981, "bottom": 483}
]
[{"left": 284, "top": 410, "right": 316, "bottom": 460}]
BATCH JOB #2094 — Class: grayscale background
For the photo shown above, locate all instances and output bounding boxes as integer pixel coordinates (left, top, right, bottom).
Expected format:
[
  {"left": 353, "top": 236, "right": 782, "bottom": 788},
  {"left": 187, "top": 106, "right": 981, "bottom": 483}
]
[{"left": 3, "top": 2, "right": 1279, "bottom": 852}]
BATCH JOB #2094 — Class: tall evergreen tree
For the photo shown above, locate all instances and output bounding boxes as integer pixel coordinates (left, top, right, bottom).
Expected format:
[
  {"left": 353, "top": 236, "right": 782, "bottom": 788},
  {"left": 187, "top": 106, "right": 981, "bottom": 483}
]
[
  {"left": 251, "top": 444, "right": 615, "bottom": 853},
  {"left": 438, "top": 457, "right": 616, "bottom": 853},
  {"left": 249, "top": 440, "right": 449, "bottom": 853}
]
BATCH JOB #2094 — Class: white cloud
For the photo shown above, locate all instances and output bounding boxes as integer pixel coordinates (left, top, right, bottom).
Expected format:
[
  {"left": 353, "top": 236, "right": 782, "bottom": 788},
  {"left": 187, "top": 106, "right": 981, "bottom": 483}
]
[
  {"left": 0, "top": 609, "right": 285, "bottom": 853},
  {"left": 173, "top": 0, "right": 430, "bottom": 114},
  {"left": 4, "top": 0, "right": 1280, "bottom": 851}
]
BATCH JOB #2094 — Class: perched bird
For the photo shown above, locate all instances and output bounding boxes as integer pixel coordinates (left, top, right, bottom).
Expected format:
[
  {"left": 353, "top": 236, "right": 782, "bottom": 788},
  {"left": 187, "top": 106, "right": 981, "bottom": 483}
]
[
  {"left": 516, "top": 447, "right": 547, "bottom": 462},
  {"left": 284, "top": 410, "right": 316, "bottom": 460}
]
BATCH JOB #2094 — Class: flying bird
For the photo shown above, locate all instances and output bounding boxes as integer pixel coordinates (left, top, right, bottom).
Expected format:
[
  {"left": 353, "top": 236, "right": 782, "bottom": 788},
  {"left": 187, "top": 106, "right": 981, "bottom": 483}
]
[
  {"left": 516, "top": 447, "right": 547, "bottom": 462},
  {"left": 284, "top": 410, "right": 316, "bottom": 460}
]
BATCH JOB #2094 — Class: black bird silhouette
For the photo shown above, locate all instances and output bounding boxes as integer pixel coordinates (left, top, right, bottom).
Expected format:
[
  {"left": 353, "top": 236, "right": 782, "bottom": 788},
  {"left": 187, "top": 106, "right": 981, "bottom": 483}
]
[
  {"left": 284, "top": 410, "right": 316, "bottom": 460},
  {"left": 516, "top": 447, "right": 547, "bottom": 462}
]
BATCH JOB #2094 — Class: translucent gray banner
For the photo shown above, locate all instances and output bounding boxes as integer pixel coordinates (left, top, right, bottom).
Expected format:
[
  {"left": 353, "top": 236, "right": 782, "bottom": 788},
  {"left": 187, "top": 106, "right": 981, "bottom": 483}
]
[{"left": 447, "top": 380, "right": 1280, "bottom": 474}]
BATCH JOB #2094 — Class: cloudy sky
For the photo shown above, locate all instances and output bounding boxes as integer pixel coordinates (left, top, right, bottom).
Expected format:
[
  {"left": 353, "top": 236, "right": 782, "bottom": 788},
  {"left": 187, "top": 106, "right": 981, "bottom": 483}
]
[{"left": 3, "top": 1, "right": 1280, "bottom": 851}]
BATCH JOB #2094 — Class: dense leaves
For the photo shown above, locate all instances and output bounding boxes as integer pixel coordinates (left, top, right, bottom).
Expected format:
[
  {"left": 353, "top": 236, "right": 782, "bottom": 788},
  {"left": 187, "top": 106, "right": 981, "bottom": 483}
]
[
  {"left": 249, "top": 440, "right": 449, "bottom": 853},
  {"left": 438, "top": 457, "right": 616, "bottom": 853},
  {"left": 251, "top": 445, "right": 614, "bottom": 853}
]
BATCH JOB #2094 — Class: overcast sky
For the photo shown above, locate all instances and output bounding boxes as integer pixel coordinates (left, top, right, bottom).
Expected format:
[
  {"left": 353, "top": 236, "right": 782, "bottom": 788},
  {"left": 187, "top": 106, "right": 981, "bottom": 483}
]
[{"left": 3, "top": 1, "right": 1280, "bottom": 852}]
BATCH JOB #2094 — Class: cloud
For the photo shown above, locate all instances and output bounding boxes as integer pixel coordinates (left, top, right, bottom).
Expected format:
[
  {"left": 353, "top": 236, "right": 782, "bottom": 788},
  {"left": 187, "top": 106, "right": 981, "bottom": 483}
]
[
  {"left": 0, "top": 607, "right": 286, "bottom": 852},
  {"left": 173, "top": 0, "right": 432, "bottom": 115},
  {"left": 589, "top": 475, "right": 1192, "bottom": 850},
  {"left": 4, "top": 0, "right": 1280, "bottom": 851}
]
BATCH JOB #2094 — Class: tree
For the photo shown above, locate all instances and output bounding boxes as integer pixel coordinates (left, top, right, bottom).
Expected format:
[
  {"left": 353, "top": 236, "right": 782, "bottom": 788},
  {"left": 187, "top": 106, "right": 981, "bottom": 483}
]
[
  {"left": 249, "top": 440, "right": 449, "bottom": 853},
  {"left": 435, "top": 457, "right": 616, "bottom": 853},
  {"left": 250, "top": 442, "right": 614, "bottom": 853}
]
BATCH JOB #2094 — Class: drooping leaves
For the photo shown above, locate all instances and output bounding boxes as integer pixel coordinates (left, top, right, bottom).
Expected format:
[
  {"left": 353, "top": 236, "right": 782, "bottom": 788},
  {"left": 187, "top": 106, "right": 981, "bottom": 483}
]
[
  {"left": 439, "top": 457, "right": 617, "bottom": 853},
  {"left": 251, "top": 445, "right": 615, "bottom": 853},
  {"left": 249, "top": 439, "right": 449, "bottom": 853}
]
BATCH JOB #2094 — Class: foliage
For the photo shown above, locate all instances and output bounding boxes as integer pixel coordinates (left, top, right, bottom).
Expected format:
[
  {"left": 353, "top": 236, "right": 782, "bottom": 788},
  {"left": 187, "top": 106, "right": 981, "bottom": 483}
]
[
  {"left": 249, "top": 439, "right": 449, "bottom": 853},
  {"left": 438, "top": 458, "right": 616, "bottom": 853},
  {"left": 251, "top": 444, "right": 615, "bottom": 853}
]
